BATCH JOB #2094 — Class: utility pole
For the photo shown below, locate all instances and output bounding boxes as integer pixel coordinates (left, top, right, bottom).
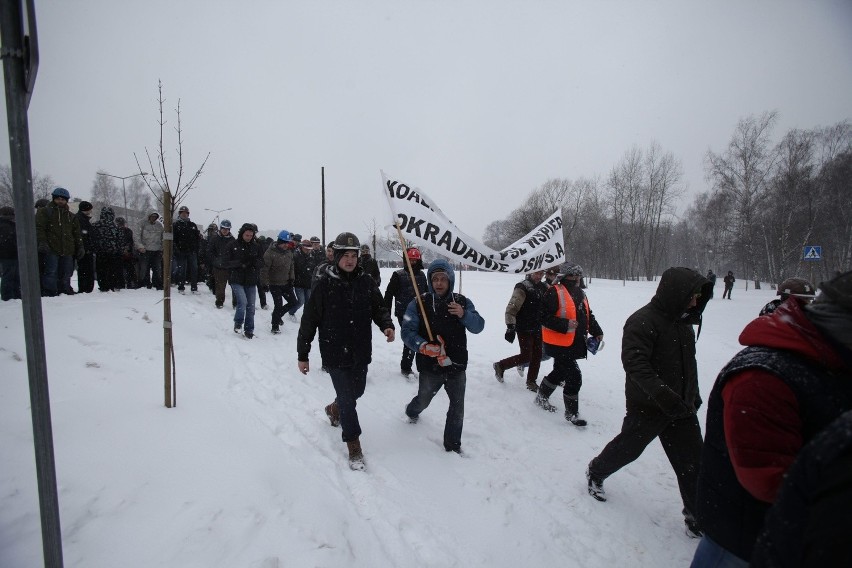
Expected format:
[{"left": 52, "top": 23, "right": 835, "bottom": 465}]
[
  {"left": 321, "top": 166, "right": 326, "bottom": 245},
  {"left": 1, "top": 0, "right": 64, "bottom": 565},
  {"left": 204, "top": 207, "right": 231, "bottom": 226},
  {"left": 97, "top": 171, "right": 148, "bottom": 216}
]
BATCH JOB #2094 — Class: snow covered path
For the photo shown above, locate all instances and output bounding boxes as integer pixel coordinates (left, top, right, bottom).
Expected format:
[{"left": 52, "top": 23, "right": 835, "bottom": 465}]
[{"left": 1, "top": 270, "right": 773, "bottom": 567}]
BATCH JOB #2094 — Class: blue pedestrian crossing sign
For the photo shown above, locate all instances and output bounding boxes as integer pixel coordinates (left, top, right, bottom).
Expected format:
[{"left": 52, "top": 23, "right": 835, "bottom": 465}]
[{"left": 803, "top": 246, "right": 822, "bottom": 261}]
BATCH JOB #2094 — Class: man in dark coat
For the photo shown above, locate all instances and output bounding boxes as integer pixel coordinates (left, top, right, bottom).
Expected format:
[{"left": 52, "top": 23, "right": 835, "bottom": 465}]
[
  {"left": 691, "top": 271, "right": 852, "bottom": 566},
  {"left": 74, "top": 201, "right": 96, "bottom": 293},
  {"left": 533, "top": 264, "right": 604, "bottom": 425},
  {"left": 0, "top": 206, "right": 20, "bottom": 300},
  {"left": 35, "top": 187, "right": 83, "bottom": 296},
  {"left": 172, "top": 205, "right": 200, "bottom": 293},
  {"left": 90, "top": 207, "right": 124, "bottom": 292},
  {"left": 587, "top": 267, "right": 711, "bottom": 539},
  {"left": 297, "top": 232, "right": 395, "bottom": 471},
  {"left": 722, "top": 270, "right": 735, "bottom": 299},
  {"left": 705, "top": 269, "right": 716, "bottom": 300},
  {"left": 493, "top": 269, "right": 548, "bottom": 392},
  {"left": 115, "top": 217, "right": 136, "bottom": 289},
  {"left": 383, "top": 247, "right": 428, "bottom": 380},
  {"left": 402, "top": 259, "right": 485, "bottom": 455},
  {"left": 751, "top": 409, "right": 852, "bottom": 567},
  {"left": 206, "top": 220, "right": 235, "bottom": 308},
  {"left": 358, "top": 243, "right": 381, "bottom": 287},
  {"left": 225, "top": 223, "right": 264, "bottom": 338}
]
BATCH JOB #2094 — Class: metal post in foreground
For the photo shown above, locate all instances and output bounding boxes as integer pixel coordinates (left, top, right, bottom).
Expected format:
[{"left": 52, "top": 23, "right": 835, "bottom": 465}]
[{"left": 1, "top": 0, "right": 64, "bottom": 565}]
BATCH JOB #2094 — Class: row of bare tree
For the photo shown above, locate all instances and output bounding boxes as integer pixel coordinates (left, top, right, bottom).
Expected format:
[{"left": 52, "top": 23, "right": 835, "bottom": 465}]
[{"left": 483, "top": 113, "right": 851, "bottom": 286}]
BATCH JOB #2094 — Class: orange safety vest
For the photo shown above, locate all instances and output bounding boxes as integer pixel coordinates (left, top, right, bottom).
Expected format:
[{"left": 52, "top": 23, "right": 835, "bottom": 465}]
[{"left": 541, "top": 284, "right": 590, "bottom": 347}]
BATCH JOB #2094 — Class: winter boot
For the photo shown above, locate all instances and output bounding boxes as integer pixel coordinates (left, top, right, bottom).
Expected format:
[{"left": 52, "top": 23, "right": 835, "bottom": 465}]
[
  {"left": 586, "top": 468, "right": 606, "bottom": 502},
  {"left": 347, "top": 439, "right": 365, "bottom": 471},
  {"left": 493, "top": 362, "right": 504, "bottom": 383},
  {"left": 534, "top": 380, "right": 558, "bottom": 412},
  {"left": 271, "top": 324, "right": 281, "bottom": 334},
  {"left": 534, "top": 393, "right": 557, "bottom": 412},
  {"left": 324, "top": 401, "right": 340, "bottom": 427},
  {"left": 234, "top": 323, "right": 242, "bottom": 334},
  {"left": 244, "top": 331, "right": 254, "bottom": 339},
  {"left": 525, "top": 379, "right": 538, "bottom": 392},
  {"left": 516, "top": 365, "right": 524, "bottom": 377},
  {"left": 564, "top": 395, "right": 587, "bottom": 427}
]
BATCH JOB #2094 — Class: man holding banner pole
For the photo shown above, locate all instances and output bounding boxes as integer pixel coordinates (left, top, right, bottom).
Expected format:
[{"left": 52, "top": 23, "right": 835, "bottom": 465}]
[{"left": 402, "top": 259, "right": 485, "bottom": 454}]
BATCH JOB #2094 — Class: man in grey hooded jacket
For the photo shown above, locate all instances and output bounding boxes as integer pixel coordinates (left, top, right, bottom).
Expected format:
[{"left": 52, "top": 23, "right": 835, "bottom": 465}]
[{"left": 135, "top": 211, "right": 163, "bottom": 289}]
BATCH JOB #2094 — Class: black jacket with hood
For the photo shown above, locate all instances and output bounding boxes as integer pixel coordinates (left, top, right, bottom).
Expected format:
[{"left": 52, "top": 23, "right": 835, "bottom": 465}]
[{"left": 621, "top": 267, "right": 711, "bottom": 414}]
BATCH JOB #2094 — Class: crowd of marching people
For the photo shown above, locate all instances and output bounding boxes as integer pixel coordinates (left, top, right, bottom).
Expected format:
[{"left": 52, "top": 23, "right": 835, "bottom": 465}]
[{"left": 2, "top": 187, "right": 851, "bottom": 565}]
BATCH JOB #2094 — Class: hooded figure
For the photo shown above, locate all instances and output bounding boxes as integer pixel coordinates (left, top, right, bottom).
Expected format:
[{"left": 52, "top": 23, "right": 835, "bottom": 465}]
[
  {"left": 587, "top": 267, "right": 711, "bottom": 538},
  {"left": 90, "top": 207, "right": 125, "bottom": 291},
  {"left": 402, "top": 258, "right": 485, "bottom": 454},
  {"left": 692, "top": 270, "right": 852, "bottom": 565}
]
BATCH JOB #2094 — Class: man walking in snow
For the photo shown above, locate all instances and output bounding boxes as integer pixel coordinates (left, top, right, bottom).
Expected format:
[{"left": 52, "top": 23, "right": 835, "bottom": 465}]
[
  {"left": 384, "top": 246, "right": 428, "bottom": 380},
  {"left": 403, "top": 259, "right": 485, "bottom": 454},
  {"left": 493, "top": 269, "right": 548, "bottom": 392},
  {"left": 722, "top": 271, "right": 735, "bottom": 300},
  {"left": 297, "top": 232, "right": 395, "bottom": 471},
  {"left": 586, "top": 267, "right": 712, "bottom": 539},
  {"left": 532, "top": 264, "right": 603, "bottom": 425}
]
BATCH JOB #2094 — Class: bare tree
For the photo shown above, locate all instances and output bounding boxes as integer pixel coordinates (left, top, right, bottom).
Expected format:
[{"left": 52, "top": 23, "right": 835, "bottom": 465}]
[
  {"left": 90, "top": 171, "right": 120, "bottom": 211},
  {"left": 134, "top": 81, "right": 210, "bottom": 408},
  {"left": 0, "top": 165, "right": 55, "bottom": 207},
  {"left": 705, "top": 111, "right": 779, "bottom": 288}
]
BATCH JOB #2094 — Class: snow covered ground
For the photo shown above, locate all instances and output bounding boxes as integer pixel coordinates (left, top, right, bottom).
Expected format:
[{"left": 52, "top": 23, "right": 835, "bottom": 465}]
[{"left": 1, "top": 270, "right": 775, "bottom": 567}]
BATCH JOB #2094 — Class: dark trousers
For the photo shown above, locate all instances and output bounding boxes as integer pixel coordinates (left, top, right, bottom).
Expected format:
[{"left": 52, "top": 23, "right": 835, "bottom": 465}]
[
  {"left": 121, "top": 255, "right": 137, "bottom": 288},
  {"left": 76, "top": 252, "right": 95, "bottom": 293},
  {"left": 96, "top": 253, "right": 123, "bottom": 291},
  {"left": 722, "top": 285, "right": 733, "bottom": 299},
  {"left": 257, "top": 284, "right": 268, "bottom": 308},
  {"left": 0, "top": 258, "right": 20, "bottom": 300},
  {"left": 589, "top": 407, "right": 703, "bottom": 516},
  {"left": 269, "top": 283, "right": 298, "bottom": 326},
  {"left": 397, "top": 316, "right": 416, "bottom": 372},
  {"left": 138, "top": 250, "right": 163, "bottom": 289},
  {"left": 498, "top": 330, "right": 543, "bottom": 382},
  {"left": 212, "top": 267, "right": 231, "bottom": 306},
  {"left": 405, "top": 368, "right": 467, "bottom": 451},
  {"left": 328, "top": 365, "right": 368, "bottom": 442},
  {"left": 540, "top": 349, "right": 583, "bottom": 414},
  {"left": 174, "top": 251, "right": 198, "bottom": 289}
]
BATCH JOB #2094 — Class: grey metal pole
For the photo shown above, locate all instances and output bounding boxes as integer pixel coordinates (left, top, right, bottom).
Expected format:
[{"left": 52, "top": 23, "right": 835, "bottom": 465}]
[
  {"left": 0, "top": 0, "right": 64, "bottom": 566},
  {"left": 321, "top": 166, "right": 326, "bottom": 245}
]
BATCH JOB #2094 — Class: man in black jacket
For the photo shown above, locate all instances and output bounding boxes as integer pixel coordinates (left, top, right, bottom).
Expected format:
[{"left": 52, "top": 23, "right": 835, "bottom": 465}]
[
  {"left": 587, "top": 267, "right": 711, "bottom": 539},
  {"left": 74, "top": 201, "right": 95, "bottom": 293},
  {"left": 172, "top": 205, "right": 200, "bottom": 293},
  {"left": 207, "top": 220, "right": 235, "bottom": 308},
  {"left": 533, "top": 264, "right": 603, "bottom": 424},
  {"left": 402, "top": 259, "right": 485, "bottom": 455},
  {"left": 297, "top": 232, "right": 395, "bottom": 471},
  {"left": 358, "top": 243, "right": 381, "bottom": 287},
  {"left": 384, "top": 247, "right": 428, "bottom": 380}
]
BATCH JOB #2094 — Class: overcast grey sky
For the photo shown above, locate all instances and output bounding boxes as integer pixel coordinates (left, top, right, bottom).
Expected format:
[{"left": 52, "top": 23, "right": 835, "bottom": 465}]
[{"left": 3, "top": 0, "right": 851, "bottom": 242}]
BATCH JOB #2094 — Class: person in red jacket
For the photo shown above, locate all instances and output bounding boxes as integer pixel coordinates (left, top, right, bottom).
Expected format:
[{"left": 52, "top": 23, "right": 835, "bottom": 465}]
[{"left": 692, "top": 270, "right": 852, "bottom": 567}]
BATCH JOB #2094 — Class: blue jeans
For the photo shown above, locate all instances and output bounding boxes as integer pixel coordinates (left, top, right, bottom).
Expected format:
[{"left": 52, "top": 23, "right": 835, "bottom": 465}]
[
  {"left": 174, "top": 251, "right": 198, "bottom": 289},
  {"left": 42, "top": 253, "right": 75, "bottom": 295},
  {"left": 0, "top": 258, "right": 21, "bottom": 300},
  {"left": 230, "top": 283, "right": 257, "bottom": 332},
  {"left": 690, "top": 535, "right": 748, "bottom": 568},
  {"left": 328, "top": 365, "right": 368, "bottom": 442},
  {"left": 406, "top": 368, "right": 467, "bottom": 451},
  {"left": 288, "top": 286, "right": 309, "bottom": 315}
]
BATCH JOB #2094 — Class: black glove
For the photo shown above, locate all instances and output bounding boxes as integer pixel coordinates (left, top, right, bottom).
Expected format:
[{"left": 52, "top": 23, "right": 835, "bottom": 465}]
[
  {"left": 38, "top": 242, "right": 50, "bottom": 254},
  {"left": 504, "top": 325, "right": 516, "bottom": 343},
  {"left": 653, "top": 386, "right": 693, "bottom": 418}
]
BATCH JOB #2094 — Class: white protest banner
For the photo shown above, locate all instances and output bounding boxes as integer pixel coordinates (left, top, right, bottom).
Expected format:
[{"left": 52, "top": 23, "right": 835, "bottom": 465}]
[{"left": 382, "top": 171, "right": 565, "bottom": 274}]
